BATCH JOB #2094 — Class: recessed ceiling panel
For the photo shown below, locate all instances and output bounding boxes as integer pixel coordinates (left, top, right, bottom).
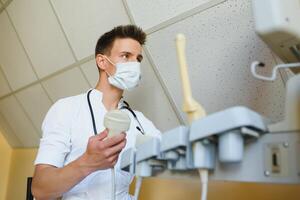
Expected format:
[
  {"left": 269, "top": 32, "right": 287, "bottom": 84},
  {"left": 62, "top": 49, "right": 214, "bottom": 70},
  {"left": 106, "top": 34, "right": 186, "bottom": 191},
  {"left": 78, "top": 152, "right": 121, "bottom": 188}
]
[
  {"left": 0, "top": 113, "right": 23, "bottom": 147},
  {"left": 0, "top": 67, "right": 11, "bottom": 97},
  {"left": 51, "top": 0, "right": 130, "bottom": 60},
  {"left": 125, "top": 0, "right": 222, "bottom": 30},
  {"left": 0, "top": 95, "right": 40, "bottom": 147},
  {"left": 7, "top": 0, "right": 75, "bottom": 78},
  {"left": 15, "top": 84, "right": 52, "bottom": 132},
  {"left": 80, "top": 59, "right": 98, "bottom": 87},
  {"left": 0, "top": 12, "right": 37, "bottom": 90},
  {"left": 42, "top": 67, "right": 90, "bottom": 102}
]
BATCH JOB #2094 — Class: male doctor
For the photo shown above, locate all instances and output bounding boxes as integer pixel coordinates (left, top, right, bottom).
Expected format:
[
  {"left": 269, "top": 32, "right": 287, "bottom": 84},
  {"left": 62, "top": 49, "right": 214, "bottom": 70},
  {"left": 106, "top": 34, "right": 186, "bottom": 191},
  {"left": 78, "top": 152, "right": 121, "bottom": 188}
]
[{"left": 32, "top": 25, "right": 160, "bottom": 200}]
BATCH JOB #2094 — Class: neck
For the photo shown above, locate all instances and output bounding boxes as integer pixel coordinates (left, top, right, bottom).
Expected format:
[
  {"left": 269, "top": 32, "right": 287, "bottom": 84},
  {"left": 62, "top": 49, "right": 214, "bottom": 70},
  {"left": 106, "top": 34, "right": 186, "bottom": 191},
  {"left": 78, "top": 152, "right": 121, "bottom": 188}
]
[{"left": 95, "top": 72, "right": 123, "bottom": 111}]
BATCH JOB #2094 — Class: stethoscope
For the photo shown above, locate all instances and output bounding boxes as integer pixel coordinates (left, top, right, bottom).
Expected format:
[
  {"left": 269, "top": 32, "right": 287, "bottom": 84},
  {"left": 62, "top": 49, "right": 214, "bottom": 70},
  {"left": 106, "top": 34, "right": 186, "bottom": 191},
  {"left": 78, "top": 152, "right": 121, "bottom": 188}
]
[{"left": 87, "top": 89, "right": 145, "bottom": 136}]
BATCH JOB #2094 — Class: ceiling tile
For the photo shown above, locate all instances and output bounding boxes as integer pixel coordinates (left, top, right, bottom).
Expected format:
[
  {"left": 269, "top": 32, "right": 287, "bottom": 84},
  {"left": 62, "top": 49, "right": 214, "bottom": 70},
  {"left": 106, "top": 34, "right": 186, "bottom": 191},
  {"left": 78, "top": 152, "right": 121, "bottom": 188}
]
[
  {"left": 80, "top": 59, "right": 98, "bottom": 86},
  {"left": 146, "top": 0, "right": 285, "bottom": 122},
  {"left": 42, "top": 67, "right": 90, "bottom": 102},
  {"left": 0, "top": 113, "right": 23, "bottom": 147},
  {"left": 0, "top": 95, "right": 40, "bottom": 147},
  {"left": 7, "top": 0, "right": 75, "bottom": 78},
  {"left": 125, "top": 0, "right": 218, "bottom": 30},
  {"left": 15, "top": 84, "right": 52, "bottom": 131},
  {"left": 0, "top": 67, "right": 11, "bottom": 97},
  {"left": 51, "top": 0, "right": 130, "bottom": 60},
  {"left": 0, "top": 12, "right": 38, "bottom": 90}
]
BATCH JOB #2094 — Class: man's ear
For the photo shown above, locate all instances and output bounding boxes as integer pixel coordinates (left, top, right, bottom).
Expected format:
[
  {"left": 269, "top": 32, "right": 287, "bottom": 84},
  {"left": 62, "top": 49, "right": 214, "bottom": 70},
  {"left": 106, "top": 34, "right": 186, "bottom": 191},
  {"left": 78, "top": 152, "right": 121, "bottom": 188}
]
[{"left": 95, "top": 54, "right": 106, "bottom": 71}]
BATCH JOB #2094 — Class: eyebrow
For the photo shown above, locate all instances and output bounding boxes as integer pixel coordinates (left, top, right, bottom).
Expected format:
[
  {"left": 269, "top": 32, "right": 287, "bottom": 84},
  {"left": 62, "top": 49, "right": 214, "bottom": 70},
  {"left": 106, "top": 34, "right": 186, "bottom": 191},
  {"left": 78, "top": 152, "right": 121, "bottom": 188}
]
[{"left": 120, "top": 51, "right": 143, "bottom": 62}]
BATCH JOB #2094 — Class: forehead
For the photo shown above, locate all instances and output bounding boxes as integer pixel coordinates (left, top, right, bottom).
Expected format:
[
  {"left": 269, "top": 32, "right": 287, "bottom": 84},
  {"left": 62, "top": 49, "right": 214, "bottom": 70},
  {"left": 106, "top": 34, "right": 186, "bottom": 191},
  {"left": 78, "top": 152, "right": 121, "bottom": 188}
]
[{"left": 110, "top": 38, "right": 142, "bottom": 55}]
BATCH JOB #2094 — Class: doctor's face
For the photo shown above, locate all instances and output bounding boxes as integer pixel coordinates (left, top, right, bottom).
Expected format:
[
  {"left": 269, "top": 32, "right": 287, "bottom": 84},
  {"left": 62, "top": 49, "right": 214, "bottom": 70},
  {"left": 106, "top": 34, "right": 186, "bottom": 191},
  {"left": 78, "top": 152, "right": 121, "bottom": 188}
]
[{"left": 102, "top": 38, "right": 143, "bottom": 75}]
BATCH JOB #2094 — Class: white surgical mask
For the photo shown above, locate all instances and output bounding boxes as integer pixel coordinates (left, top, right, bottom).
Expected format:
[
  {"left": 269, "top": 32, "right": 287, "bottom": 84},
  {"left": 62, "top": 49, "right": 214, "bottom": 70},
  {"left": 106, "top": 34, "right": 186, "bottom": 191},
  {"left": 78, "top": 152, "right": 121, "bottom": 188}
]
[{"left": 105, "top": 57, "right": 141, "bottom": 90}]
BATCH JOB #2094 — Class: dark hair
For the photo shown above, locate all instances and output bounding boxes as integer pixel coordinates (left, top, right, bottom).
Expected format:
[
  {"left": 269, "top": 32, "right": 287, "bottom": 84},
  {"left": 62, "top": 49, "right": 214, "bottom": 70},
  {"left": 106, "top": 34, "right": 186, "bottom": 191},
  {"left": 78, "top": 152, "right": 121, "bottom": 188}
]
[{"left": 95, "top": 24, "right": 146, "bottom": 57}]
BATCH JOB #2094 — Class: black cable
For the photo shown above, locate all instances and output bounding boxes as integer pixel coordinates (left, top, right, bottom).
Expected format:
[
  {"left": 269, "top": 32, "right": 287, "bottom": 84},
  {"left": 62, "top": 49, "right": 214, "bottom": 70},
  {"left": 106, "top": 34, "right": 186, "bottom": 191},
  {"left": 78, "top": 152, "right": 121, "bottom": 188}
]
[
  {"left": 120, "top": 101, "right": 145, "bottom": 135},
  {"left": 87, "top": 89, "right": 98, "bottom": 135},
  {"left": 87, "top": 90, "right": 145, "bottom": 135}
]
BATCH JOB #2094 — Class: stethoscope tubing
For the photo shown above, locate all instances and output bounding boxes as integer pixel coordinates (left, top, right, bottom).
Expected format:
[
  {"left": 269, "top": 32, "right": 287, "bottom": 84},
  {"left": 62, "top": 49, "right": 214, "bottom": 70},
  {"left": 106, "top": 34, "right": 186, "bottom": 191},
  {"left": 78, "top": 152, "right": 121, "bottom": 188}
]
[{"left": 87, "top": 89, "right": 145, "bottom": 135}]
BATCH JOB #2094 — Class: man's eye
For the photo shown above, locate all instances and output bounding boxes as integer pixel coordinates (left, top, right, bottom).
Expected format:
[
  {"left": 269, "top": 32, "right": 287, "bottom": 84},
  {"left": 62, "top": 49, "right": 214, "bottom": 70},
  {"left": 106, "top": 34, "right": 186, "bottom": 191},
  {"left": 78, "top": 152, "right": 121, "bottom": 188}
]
[{"left": 122, "top": 54, "right": 128, "bottom": 59}]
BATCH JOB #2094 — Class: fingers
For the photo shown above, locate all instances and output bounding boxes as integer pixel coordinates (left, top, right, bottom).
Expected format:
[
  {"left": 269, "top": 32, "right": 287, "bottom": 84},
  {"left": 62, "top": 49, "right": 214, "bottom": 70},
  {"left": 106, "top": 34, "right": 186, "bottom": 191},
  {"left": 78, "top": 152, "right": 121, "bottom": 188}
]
[
  {"left": 104, "top": 140, "right": 126, "bottom": 158},
  {"left": 101, "top": 133, "right": 126, "bottom": 149},
  {"left": 106, "top": 154, "right": 119, "bottom": 167},
  {"left": 95, "top": 130, "right": 108, "bottom": 140}
]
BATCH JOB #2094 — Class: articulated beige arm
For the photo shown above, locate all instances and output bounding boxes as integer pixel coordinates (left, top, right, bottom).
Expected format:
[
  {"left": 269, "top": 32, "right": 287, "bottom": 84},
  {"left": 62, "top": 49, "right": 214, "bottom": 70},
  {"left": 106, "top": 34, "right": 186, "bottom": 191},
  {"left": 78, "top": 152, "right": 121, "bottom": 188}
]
[{"left": 175, "top": 34, "right": 206, "bottom": 123}]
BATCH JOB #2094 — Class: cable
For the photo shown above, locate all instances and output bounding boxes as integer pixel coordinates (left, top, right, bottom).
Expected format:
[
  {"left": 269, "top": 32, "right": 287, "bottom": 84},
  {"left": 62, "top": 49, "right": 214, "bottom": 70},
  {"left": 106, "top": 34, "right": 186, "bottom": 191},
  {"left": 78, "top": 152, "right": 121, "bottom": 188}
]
[
  {"left": 251, "top": 61, "right": 300, "bottom": 81},
  {"left": 111, "top": 168, "right": 116, "bottom": 200},
  {"left": 120, "top": 101, "right": 145, "bottom": 135},
  {"left": 134, "top": 176, "right": 143, "bottom": 200},
  {"left": 199, "top": 169, "right": 208, "bottom": 200},
  {"left": 87, "top": 90, "right": 131, "bottom": 200},
  {"left": 87, "top": 89, "right": 98, "bottom": 135}
]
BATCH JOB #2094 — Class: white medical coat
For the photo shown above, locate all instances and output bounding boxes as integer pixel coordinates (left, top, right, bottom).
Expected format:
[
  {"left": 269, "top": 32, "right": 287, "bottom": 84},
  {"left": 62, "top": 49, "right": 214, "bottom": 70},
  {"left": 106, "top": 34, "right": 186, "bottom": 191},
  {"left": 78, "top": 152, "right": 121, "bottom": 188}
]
[{"left": 34, "top": 89, "right": 161, "bottom": 200}]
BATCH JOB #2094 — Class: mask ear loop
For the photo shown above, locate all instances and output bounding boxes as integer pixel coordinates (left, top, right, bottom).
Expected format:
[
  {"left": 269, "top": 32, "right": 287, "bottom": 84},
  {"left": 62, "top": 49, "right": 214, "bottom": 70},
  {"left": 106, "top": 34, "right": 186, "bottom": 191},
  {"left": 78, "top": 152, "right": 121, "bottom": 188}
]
[
  {"left": 99, "top": 54, "right": 116, "bottom": 74},
  {"left": 103, "top": 55, "right": 116, "bottom": 66}
]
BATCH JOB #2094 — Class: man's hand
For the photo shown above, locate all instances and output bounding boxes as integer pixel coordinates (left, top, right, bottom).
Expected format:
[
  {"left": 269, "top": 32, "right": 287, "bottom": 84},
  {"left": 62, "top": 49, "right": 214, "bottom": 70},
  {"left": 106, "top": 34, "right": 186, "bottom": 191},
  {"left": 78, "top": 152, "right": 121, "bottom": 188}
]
[
  {"left": 78, "top": 129, "right": 127, "bottom": 175},
  {"left": 32, "top": 129, "right": 127, "bottom": 199}
]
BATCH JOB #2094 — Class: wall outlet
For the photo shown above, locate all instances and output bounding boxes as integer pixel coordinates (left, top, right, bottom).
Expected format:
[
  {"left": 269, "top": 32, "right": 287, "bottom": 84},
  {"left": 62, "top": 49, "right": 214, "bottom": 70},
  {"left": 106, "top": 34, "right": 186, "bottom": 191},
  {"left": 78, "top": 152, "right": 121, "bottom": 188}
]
[{"left": 264, "top": 143, "right": 289, "bottom": 177}]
